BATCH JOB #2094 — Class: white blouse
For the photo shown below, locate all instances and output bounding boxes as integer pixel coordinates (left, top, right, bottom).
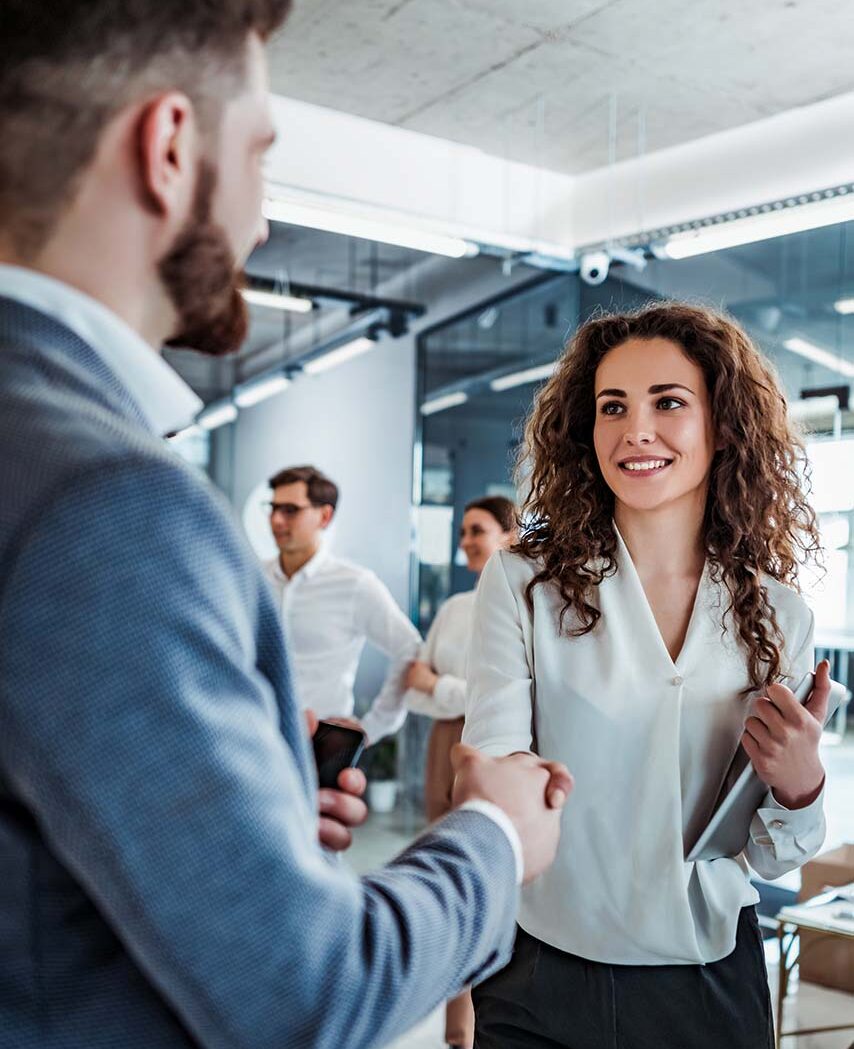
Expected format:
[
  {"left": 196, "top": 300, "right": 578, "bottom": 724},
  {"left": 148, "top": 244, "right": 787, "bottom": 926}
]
[
  {"left": 463, "top": 534, "right": 826, "bottom": 965},
  {"left": 404, "top": 590, "right": 476, "bottom": 720}
]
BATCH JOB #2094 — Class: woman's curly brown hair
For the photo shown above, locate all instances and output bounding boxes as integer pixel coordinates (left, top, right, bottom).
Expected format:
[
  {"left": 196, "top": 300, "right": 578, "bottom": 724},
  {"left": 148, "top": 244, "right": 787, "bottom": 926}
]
[{"left": 516, "top": 301, "right": 822, "bottom": 691}]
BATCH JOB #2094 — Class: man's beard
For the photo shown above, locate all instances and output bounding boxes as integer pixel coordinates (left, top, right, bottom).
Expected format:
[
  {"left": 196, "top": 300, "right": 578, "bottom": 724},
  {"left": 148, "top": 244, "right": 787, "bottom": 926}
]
[{"left": 159, "top": 160, "right": 248, "bottom": 357}]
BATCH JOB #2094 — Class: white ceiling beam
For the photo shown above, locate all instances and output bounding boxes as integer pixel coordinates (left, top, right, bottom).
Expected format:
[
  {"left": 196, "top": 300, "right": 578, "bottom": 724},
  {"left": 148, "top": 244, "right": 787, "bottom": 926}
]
[
  {"left": 265, "top": 89, "right": 854, "bottom": 261},
  {"left": 264, "top": 94, "right": 577, "bottom": 260},
  {"left": 566, "top": 90, "right": 854, "bottom": 249}
]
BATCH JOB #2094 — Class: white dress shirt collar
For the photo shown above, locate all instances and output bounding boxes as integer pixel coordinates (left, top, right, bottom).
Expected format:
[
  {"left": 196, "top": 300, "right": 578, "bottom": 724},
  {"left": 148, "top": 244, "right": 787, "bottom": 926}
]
[
  {"left": 0, "top": 264, "right": 202, "bottom": 437},
  {"left": 269, "top": 546, "right": 330, "bottom": 584}
]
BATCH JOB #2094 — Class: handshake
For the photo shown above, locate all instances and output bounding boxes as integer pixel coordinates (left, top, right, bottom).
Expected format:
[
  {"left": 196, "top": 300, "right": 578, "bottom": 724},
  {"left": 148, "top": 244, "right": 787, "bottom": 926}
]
[
  {"left": 451, "top": 744, "right": 573, "bottom": 884},
  {"left": 310, "top": 707, "right": 573, "bottom": 885}
]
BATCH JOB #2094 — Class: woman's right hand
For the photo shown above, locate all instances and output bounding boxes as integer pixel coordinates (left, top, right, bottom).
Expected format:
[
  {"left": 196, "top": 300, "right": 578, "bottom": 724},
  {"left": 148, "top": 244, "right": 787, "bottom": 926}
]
[{"left": 405, "top": 659, "right": 439, "bottom": 694}]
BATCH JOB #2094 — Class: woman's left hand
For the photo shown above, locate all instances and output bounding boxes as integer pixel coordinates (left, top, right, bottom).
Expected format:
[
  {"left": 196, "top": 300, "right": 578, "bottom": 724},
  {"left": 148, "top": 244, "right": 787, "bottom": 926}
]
[
  {"left": 405, "top": 659, "right": 439, "bottom": 694},
  {"left": 742, "top": 659, "right": 831, "bottom": 809}
]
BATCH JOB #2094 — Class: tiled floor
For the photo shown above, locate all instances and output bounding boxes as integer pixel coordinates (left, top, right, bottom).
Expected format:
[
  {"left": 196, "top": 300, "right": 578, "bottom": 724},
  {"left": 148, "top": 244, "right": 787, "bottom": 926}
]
[{"left": 345, "top": 736, "right": 854, "bottom": 1048}]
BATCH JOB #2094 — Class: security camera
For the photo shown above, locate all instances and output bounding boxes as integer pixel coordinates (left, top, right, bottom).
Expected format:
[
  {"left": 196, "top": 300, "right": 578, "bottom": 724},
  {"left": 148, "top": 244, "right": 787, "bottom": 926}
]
[{"left": 580, "top": 251, "right": 610, "bottom": 285}]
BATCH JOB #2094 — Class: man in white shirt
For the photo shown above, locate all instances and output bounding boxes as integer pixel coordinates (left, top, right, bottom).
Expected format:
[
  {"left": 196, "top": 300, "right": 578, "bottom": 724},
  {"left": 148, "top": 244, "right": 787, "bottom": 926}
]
[{"left": 263, "top": 464, "right": 420, "bottom": 744}]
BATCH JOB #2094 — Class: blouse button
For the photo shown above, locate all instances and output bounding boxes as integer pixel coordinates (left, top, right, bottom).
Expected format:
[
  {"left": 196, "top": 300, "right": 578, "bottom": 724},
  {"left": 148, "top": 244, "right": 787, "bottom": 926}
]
[
  {"left": 770, "top": 819, "right": 785, "bottom": 830},
  {"left": 671, "top": 675, "right": 683, "bottom": 686}
]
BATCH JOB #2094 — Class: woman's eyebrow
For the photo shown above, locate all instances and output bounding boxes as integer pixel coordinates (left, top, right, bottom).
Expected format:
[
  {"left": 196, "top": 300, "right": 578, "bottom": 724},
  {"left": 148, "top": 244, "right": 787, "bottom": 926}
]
[
  {"left": 595, "top": 383, "right": 695, "bottom": 399},
  {"left": 648, "top": 382, "right": 695, "bottom": 395}
]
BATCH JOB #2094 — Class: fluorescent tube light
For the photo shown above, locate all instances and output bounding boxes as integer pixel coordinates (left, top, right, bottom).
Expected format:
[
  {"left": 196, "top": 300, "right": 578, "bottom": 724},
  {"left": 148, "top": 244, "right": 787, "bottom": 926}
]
[
  {"left": 788, "top": 394, "right": 841, "bottom": 421},
  {"left": 662, "top": 194, "right": 854, "bottom": 260},
  {"left": 420, "top": 391, "right": 468, "bottom": 415},
  {"left": 490, "top": 362, "right": 556, "bottom": 392},
  {"left": 234, "top": 373, "right": 291, "bottom": 408},
  {"left": 783, "top": 337, "right": 854, "bottom": 379},
  {"left": 303, "top": 335, "right": 377, "bottom": 375},
  {"left": 263, "top": 199, "right": 479, "bottom": 259},
  {"left": 241, "top": 288, "right": 314, "bottom": 313},
  {"left": 197, "top": 401, "right": 238, "bottom": 431},
  {"left": 834, "top": 297, "right": 854, "bottom": 315}
]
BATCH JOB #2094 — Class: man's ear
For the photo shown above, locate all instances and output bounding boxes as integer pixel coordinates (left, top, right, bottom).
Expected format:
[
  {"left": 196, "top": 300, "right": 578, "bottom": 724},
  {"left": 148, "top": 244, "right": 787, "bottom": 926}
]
[
  {"left": 137, "top": 92, "right": 197, "bottom": 219},
  {"left": 319, "top": 506, "right": 335, "bottom": 530}
]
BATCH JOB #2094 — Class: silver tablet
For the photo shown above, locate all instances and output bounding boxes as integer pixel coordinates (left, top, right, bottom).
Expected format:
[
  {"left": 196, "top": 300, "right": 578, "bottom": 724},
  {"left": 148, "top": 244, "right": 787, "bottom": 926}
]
[{"left": 686, "top": 672, "right": 846, "bottom": 863}]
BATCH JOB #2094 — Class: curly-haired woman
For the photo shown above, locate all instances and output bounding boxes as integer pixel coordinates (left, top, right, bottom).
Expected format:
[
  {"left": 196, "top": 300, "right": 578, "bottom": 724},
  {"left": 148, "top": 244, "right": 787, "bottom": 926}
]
[{"left": 463, "top": 302, "right": 832, "bottom": 1049}]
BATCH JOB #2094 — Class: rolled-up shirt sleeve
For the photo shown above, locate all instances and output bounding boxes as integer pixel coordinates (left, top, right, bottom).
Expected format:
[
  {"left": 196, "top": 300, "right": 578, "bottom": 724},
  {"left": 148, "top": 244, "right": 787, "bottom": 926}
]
[
  {"left": 463, "top": 551, "right": 535, "bottom": 757},
  {"left": 355, "top": 573, "right": 421, "bottom": 744}
]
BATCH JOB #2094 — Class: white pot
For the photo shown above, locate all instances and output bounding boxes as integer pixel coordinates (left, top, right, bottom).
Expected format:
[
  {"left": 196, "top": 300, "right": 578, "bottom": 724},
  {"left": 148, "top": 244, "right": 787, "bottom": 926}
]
[{"left": 367, "top": 780, "right": 398, "bottom": 814}]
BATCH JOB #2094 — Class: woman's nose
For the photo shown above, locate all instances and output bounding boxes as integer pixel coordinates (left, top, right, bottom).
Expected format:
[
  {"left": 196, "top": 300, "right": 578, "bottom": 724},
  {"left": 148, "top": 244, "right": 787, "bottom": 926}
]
[
  {"left": 623, "top": 429, "right": 654, "bottom": 446},
  {"left": 620, "top": 409, "right": 655, "bottom": 446}
]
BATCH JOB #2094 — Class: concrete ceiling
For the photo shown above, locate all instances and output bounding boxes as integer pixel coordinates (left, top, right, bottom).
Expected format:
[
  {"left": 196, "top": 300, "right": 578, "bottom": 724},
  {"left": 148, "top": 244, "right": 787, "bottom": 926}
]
[{"left": 268, "top": 0, "right": 854, "bottom": 175}]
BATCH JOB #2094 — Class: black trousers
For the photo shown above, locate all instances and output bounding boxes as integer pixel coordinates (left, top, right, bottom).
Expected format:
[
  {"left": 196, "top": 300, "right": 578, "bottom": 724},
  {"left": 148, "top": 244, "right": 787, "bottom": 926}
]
[{"left": 473, "top": 907, "right": 774, "bottom": 1049}]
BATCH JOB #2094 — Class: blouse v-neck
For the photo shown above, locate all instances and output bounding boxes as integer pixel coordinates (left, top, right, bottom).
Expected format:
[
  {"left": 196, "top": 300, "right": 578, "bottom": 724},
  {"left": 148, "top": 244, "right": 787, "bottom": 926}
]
[{"left": 612, "top": 523, "right": 710, "bottom": 672}]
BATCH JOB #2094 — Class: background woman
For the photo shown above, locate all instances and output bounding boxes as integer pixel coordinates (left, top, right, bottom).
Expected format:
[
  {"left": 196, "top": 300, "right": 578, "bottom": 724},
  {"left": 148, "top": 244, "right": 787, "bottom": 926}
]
[
  {"left": 464, "top": 303, "right": 831, "bottom": 1049},
  {"left": 404, "top": 495, "right": 516, "bottom": 1049}
]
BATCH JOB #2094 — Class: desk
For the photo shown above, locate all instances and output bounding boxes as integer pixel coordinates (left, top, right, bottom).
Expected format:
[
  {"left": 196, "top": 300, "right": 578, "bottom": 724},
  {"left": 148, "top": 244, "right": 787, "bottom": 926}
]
[{"left": 775, "top": 900, "right": 854, "bottom": 1048}]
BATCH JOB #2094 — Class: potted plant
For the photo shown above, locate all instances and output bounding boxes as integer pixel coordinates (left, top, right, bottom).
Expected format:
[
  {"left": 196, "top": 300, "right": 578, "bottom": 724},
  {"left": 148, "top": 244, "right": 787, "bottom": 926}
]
[{"left": 365, "top": 735, "right": 399, "bottom": 814}]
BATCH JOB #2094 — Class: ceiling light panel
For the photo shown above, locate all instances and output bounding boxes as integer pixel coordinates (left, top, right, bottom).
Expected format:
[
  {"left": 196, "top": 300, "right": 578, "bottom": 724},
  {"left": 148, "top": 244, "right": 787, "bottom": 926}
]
[
  {"left": 241, "top": 288, "right": 314, "bottom": 314},
  {"left": 263, "top": 199, "right": 479, "bottom": 259},
  {"left": 303, "top": 336, "right": 377, "bottom": 375},
  {"left": 420, "top": 391, "right": 469, "bottom": 415}
]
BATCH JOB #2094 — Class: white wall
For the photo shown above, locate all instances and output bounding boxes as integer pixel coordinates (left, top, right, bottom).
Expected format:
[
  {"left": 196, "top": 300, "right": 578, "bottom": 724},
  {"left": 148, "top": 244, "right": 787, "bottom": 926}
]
[
  {"left": 216, "top": 254, "right": 538, "bottom": 701},
  {"left": 229, "top": 334, "right": 416, "bottom": 610}
]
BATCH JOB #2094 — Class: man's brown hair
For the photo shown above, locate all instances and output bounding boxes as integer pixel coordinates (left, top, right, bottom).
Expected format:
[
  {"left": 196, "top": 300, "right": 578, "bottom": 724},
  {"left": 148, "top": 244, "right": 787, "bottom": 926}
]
[
  {"left": 268, "top": 466, "right": 339, "bottom": 511},
  {"left": 0, "top": 1, "right": 292, "bottom": 258}
]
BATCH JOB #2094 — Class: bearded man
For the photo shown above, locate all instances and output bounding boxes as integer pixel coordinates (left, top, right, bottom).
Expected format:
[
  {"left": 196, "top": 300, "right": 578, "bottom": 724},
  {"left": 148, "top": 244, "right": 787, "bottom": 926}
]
[{"left": 0, "top": 4, "right": 573, "bottom": 1049}]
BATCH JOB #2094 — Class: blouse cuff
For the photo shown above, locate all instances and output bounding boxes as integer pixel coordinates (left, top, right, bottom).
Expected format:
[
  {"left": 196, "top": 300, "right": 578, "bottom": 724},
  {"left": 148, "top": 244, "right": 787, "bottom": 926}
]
[{"left": 751, "top": 783, "right": 826, "bottom": 859}]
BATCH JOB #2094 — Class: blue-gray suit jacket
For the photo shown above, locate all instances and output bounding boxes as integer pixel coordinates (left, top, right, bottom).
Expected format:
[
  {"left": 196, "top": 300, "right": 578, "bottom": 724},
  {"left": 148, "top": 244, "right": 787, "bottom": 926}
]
[{"left": 0, "top": 298, "right": 517, "bottom": 1049}]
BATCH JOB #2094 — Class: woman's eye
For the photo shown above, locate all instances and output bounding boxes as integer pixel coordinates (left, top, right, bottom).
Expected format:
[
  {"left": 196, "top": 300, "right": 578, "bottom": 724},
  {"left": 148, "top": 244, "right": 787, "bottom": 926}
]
[
  {"left": 599, "top": 401, "right": 625, "bottom": 416},
  {"left": 657, "top": 397, "right": 685, "bottom": 410}
]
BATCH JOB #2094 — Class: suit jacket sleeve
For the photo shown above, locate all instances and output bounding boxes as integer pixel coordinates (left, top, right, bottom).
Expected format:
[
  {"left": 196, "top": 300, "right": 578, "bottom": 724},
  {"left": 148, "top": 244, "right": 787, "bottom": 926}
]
[{"left": 0, "top": 455, "right": 517, "bottom": 1049}]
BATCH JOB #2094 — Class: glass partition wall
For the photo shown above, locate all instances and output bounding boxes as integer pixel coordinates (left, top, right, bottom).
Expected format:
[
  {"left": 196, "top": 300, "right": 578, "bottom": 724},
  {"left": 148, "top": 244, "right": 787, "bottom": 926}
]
[{"left": 401, "top": 220, "right": 854, "bottom": 848}]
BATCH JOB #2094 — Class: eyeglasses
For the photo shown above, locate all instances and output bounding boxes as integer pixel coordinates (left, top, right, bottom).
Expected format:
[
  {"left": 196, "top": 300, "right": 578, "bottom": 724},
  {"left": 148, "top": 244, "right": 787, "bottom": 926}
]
[{"left": 265, "top": 501, "right": 316, "bottom": 518}]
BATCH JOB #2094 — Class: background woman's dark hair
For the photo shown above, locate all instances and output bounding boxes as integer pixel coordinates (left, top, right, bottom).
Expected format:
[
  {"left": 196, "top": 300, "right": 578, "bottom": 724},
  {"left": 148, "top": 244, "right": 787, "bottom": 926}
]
[
  {"left": 464, "top": 496, "right": 517, "bottom": 533},
  {"left": 516, "top": 301, "right": 822, "bottom": 691}
]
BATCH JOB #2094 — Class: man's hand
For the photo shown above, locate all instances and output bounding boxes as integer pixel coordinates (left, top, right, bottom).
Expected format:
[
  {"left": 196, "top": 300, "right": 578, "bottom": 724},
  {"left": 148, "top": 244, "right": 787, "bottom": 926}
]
[
  {"left": 305, "top": 710, "right": 369, "bottom": 851},
  {"left": 404, "top": 659, "right": 439, "bottom": 695},
  {"left": 451, "top": 744, "right": 573, "bottom": 885},
  {"left": 742, "top": 660, "right": 830, "bottom": 809}
]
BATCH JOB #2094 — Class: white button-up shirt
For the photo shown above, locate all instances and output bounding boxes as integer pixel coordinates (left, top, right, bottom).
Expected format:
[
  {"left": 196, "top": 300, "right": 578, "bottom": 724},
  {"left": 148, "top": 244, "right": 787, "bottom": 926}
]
[
  {"left": 463, "top": 533, "right": 826, "bottom": 965},
  {"left": 0, "top": 265, "right": 201, "bottom": 436},
  {"left": 404, "top": 590, "right": 475, "bottom": 720},
  {"left": 264, "top": 550, "right": 421, "bottom": 743}
]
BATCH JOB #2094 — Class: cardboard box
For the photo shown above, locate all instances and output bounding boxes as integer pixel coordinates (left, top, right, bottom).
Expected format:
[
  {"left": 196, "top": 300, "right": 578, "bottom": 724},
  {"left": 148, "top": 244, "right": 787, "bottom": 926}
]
[{"left": 797, "top": 843, "right": 854, "bottom": 993}]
